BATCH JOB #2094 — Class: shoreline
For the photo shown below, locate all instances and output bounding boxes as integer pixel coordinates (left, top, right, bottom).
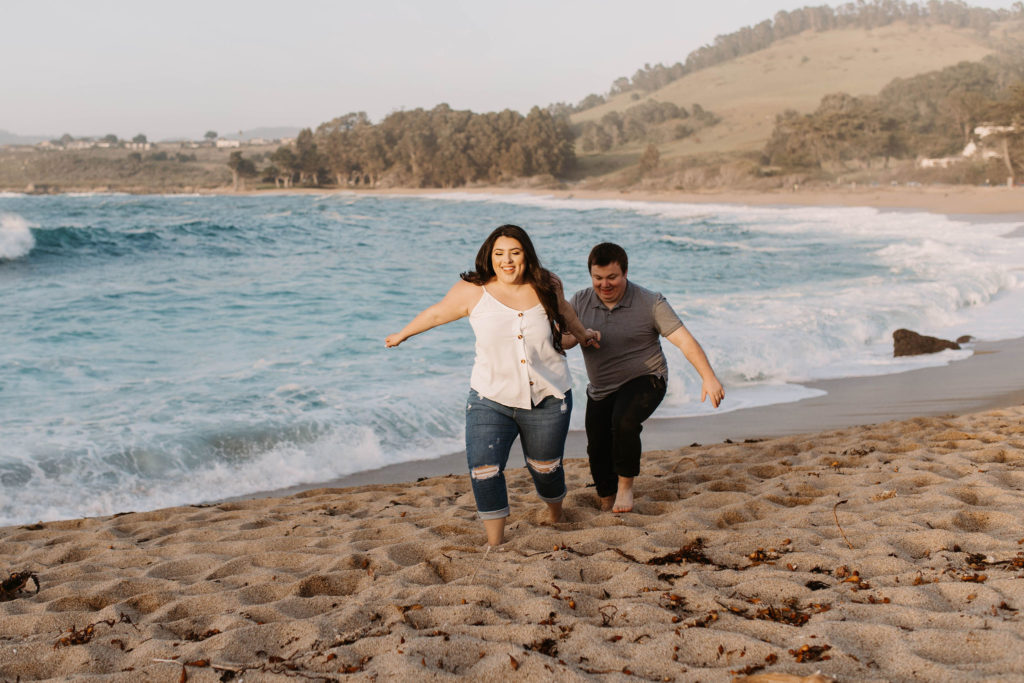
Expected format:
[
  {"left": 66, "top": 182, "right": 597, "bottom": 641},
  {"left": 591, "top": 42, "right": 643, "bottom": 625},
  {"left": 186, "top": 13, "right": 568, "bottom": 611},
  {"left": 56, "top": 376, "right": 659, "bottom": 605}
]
[
  {"left": 366, "top": 184, "right": 1024, "bottom": 217},
  {"left": 258, "top": 336, "right": 1024, "bottom": 498},
  {"left": 5, "top": 181, "right": 1023, "bottom": 216},
  {"left": 8, "top": 186, "right": 1022, "bottom": 511}
]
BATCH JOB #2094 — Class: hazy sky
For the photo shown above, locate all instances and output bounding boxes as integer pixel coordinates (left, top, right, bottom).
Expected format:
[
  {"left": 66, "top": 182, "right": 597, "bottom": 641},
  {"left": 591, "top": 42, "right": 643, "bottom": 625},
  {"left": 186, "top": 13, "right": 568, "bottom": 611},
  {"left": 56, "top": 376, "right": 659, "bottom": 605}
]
[{"left": 2, "top": 0, "right": 1017, "bottom": 140}]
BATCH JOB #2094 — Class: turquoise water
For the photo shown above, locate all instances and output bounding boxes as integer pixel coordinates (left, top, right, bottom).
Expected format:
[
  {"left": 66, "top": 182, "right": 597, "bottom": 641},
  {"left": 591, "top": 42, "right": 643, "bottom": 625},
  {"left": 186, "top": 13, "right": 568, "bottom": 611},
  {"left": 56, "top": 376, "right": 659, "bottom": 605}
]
[{"left": 1, "top": 191, "right": 1022, "bottom": 525}]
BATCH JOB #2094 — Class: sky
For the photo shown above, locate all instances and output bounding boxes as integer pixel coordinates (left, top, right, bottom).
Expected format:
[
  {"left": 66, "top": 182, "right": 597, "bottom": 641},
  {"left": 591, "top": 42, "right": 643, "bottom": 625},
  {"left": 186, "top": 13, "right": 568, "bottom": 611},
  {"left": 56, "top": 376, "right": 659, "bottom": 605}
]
[{"left": 2, "top": 0, "right": 1018, "bottom": 140}]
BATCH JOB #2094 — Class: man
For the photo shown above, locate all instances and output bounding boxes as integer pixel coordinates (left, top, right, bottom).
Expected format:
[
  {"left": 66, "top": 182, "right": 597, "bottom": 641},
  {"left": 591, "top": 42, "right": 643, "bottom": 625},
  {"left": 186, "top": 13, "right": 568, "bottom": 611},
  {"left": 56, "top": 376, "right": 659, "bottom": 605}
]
[{"left": 564, "top": 242, "right": 724, "bottom": 513}]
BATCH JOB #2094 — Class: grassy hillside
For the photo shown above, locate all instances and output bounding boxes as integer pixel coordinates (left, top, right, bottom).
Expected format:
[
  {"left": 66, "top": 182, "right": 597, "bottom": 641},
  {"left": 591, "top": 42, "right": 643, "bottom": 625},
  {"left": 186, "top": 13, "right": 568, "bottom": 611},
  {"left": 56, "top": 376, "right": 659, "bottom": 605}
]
[{"left": 572, "top": 22, "right": 1001, "bottom": 170}]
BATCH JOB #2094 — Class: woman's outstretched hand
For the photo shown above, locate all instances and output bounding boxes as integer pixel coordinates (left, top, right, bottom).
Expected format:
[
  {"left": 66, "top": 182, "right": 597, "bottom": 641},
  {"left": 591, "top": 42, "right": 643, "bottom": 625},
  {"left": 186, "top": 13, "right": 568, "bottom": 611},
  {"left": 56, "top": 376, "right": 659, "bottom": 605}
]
[
  {"left": 385, "top": 334, "right": 404, "bottom": 348},
  {"left": 582, "top": 328, "right": 601, "bottom": 348}
]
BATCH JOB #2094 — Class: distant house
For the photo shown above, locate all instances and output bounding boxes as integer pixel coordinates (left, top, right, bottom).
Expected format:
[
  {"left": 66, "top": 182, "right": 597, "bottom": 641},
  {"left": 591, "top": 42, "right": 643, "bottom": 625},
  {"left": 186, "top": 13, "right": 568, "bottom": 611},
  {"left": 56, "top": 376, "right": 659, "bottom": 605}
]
[
  {"left": 960, "top": 140, "right": 1000, "bottom": 160},
  {"left": 125, "top": 141, "right": 152, "bottom": 151},
  {"left": 916, "top": 156, "right": 960, "bottom": 169},
  {"left": 215, "top": 139, "right": 241, "bottom": 148},
  {"left": 974, "top": 125, "right": 1016, "bottom": 139},
  {"left": 917, "top": 123, "right": 1019, "bottom": 169}
]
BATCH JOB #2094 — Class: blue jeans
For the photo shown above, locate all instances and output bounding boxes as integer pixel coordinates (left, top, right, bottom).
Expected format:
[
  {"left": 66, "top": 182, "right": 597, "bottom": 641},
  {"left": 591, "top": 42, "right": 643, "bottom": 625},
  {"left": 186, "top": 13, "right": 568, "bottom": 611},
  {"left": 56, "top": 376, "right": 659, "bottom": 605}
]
[{"left": 465, "top": 389, "right": 572, "bottom": 520}]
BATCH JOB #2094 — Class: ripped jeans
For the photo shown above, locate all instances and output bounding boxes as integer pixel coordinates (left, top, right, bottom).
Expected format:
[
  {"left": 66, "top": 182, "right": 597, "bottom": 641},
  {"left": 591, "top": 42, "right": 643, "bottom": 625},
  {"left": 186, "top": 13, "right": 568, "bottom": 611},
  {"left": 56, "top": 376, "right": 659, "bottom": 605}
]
[{"left": 465, "top": 389, "right": 572, "bottom": 520}]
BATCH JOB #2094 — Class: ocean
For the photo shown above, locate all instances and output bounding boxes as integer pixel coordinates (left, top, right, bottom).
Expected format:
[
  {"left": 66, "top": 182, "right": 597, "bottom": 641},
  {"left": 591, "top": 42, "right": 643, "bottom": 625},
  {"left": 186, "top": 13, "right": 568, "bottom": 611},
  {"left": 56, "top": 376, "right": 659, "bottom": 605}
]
[{"left": 1, "top": 191, "right": 1022, "bottom": 526}]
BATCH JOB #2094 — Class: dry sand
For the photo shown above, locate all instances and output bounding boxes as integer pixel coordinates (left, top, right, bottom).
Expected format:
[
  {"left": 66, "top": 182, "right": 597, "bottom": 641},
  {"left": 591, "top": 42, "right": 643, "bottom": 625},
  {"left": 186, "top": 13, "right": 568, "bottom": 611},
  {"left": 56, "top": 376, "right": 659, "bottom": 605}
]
[{"left": 2, "top": 402, "right": 1023, "bottom": 681}]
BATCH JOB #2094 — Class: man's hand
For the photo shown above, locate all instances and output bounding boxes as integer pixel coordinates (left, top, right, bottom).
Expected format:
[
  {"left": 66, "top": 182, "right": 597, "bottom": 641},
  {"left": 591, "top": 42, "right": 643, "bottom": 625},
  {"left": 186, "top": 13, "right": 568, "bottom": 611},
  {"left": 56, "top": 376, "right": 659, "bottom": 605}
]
[
  {"left": 701, "top": 378, "right": 725, "bottom": 408},
  {"left": 582, "top": 328, "right": 601, "bottom": 348}
]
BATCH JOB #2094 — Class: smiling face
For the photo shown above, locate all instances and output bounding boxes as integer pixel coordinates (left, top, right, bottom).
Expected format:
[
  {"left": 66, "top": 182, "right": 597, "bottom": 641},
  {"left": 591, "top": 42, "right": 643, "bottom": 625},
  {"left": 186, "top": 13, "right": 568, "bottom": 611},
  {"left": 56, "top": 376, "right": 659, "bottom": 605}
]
[
  {"left": 590, "top": 261, "right": 627, "bottom": 307},
  {"left": 491, "top": 236, "right": 526, "bottom": 285}
]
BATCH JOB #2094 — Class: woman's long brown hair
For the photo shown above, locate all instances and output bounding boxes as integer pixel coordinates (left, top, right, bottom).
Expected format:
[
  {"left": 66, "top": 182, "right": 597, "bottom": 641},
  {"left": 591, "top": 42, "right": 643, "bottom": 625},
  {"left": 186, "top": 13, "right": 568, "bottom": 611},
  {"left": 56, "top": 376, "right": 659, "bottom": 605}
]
[{"left": 460, "top": 224, "right": 566, "bottom": 353}]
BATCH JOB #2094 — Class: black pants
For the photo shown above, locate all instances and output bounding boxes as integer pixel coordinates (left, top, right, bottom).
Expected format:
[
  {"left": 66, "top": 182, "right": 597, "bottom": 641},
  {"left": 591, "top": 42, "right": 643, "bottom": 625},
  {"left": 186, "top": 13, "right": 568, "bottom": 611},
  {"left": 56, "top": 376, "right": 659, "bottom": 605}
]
[{"left": 585, "top": 374, "right": 667, "bottom": 498}]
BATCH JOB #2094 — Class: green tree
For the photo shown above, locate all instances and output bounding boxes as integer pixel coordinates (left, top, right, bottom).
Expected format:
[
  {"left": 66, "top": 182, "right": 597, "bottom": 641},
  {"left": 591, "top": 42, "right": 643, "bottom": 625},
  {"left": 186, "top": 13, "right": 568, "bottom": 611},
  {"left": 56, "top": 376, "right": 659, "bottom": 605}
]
[
  {"left": 580, "top": 122, "right": 613, "bottom": 153},
  {"left": 985, "top": 83, "right": 1024, "bottom": 185},
  {"left": 204, "top": 130, "right": 218, "bottom": 141},
  {"left": 270, "top": 146, "right": 297, "bottom": 187},
  {"left": 132, "top": 134, "right": 147, "bottom": 144},
  {"left": 101, "top": 134, "right": 119, "bottom": 145},
  {"left": 294, "top": 128, "right": 323, "bottom": 185},
  {"left": 639, "top": 144, "right": 660, "bottom": 174},
  {"left": 324, "top": 130, "right": 356, "bottom": 186},
  {"left": 227, "top": 151, "right": 258, "bottom": 191}
]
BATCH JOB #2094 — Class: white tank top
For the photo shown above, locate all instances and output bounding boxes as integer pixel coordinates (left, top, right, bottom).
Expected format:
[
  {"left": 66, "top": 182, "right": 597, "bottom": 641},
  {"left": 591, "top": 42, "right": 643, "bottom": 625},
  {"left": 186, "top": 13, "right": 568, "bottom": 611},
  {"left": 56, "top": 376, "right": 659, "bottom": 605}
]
[{"left": 469, "top": 287, "right": 572, "bottom": 409}]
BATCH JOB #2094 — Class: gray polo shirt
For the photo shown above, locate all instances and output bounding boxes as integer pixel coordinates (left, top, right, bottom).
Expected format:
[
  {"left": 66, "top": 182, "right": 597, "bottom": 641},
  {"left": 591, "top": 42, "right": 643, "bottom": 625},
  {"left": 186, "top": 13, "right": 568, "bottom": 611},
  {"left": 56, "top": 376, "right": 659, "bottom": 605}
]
[{"left": 570, "top": 281, "right": 684, "bottom": 400}]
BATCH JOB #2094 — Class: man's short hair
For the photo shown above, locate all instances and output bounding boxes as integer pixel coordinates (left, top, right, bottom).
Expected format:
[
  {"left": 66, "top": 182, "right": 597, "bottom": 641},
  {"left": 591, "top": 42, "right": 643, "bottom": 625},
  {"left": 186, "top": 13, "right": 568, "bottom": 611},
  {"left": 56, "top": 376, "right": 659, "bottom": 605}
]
[{"left": 588, "top": 242, "right": 628, "bottom": 274}]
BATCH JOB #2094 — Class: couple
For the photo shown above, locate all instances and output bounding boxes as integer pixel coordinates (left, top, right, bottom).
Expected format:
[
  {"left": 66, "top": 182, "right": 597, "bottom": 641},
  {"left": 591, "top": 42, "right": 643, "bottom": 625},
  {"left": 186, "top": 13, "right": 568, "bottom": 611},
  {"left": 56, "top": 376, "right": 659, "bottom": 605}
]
[{"left": 385, "top": 225, "right": 723, "bottom": 546}]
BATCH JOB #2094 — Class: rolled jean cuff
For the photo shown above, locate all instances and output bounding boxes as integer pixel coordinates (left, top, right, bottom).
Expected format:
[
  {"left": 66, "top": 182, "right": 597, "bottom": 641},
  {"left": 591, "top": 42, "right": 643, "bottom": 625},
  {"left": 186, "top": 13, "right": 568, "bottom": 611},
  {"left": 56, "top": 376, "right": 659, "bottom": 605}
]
[
  {"left": 537, "top": 489, "right": 566, "bottom": 504},
  {"left": 477, "top": 506, "right": 510, "bottom": 521}
]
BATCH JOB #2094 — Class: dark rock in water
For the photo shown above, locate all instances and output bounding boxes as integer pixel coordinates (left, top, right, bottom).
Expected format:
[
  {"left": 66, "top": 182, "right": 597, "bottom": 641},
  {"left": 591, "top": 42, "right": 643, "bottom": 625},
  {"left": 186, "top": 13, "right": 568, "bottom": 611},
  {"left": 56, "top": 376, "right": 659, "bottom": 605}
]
[
  {"left": 956, "top": 335, "right": 975, "bottom": 344},
  {"left": 893, "top": 328, "right": 960, "bottom": 357}
]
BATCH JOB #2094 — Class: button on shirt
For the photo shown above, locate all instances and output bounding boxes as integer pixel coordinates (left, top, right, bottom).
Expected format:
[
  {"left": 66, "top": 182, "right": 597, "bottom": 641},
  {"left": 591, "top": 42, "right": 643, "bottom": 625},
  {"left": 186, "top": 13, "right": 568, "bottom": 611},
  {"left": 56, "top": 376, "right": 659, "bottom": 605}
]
[
  {"left": 570, "top": 281, "right": 683, "bottom": 400},
  {"left": 469, "top": 288, "right": 572, "bottom": 409}
]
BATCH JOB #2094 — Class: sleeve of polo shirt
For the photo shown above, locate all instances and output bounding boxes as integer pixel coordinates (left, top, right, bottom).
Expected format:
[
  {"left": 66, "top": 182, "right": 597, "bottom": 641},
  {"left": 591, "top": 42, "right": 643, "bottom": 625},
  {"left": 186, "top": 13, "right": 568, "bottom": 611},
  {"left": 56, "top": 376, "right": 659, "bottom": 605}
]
[{"left": 653, "top": 294, "right": 684, "bottom": 337}]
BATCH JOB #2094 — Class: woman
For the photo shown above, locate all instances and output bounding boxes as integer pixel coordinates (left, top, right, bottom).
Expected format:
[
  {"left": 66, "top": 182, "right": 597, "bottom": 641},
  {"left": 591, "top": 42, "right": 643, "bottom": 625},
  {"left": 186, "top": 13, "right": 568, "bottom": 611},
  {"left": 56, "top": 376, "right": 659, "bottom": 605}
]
[{"left": 385, "top": 225, "right": 599, "bottom": 547}]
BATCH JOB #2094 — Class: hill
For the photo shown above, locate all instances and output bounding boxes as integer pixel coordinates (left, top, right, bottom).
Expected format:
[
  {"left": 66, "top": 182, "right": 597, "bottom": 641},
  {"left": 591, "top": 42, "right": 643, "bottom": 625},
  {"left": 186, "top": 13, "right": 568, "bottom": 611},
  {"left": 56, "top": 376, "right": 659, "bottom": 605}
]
[{"left": 571, "top": 21, "right": 1003, "bottom": 171}]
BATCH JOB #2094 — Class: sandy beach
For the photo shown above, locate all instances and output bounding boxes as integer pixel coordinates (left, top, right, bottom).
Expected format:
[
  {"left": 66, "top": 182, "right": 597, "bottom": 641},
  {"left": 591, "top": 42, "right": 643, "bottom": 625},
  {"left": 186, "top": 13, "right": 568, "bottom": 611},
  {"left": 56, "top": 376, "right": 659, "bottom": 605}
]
[
  {"left": 301, "top": 182, "right": 1024, "bottom": 217},
  {"left": 1, "top": 400, "right": 1022, "bottom": 681},
  {"left": 2, "top": 342, "right": 1024, "bottom": 682},
  {"left": 2, "top": 194, "right": 1024, "bottom": 681}
]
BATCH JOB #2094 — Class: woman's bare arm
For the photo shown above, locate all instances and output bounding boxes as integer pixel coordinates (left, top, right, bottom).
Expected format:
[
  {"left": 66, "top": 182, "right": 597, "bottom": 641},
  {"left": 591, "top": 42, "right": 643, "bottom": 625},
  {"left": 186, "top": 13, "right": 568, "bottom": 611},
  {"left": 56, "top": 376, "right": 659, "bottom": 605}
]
[{"left": 385, "top": 280, "right": 480, "bottom": 348}]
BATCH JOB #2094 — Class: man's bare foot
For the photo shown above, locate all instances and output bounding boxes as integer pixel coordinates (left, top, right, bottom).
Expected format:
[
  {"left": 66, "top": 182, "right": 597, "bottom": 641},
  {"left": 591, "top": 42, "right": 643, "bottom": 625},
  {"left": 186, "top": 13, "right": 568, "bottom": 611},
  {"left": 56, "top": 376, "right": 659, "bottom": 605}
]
[
  {"left": 599, "top": 495, "right": 615, "bottom": 511},
  {"left": 612, "top": 476, "right": 635, "bottom": 513},
  {"left": 612, "top": 488, "right": 633, "bottom": 513}
]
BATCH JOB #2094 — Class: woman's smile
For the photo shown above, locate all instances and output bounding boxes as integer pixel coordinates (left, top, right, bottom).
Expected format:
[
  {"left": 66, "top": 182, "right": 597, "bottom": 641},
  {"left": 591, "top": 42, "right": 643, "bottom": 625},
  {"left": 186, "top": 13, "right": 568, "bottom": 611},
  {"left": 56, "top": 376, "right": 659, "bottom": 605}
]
[{"left": 492, "top": 236, "right": 525, "bottom": 284}]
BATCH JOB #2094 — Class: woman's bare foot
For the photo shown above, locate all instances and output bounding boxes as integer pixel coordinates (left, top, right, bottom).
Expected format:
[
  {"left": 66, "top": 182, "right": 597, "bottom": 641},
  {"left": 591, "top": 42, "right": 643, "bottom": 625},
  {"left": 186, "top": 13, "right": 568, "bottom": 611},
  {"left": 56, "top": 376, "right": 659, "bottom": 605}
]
[
  {"left": 612, "top": 476, "right": 634, "bottom": 513},
  {"left": 483, "top": 518, "right": 506, "bottom": 546},
  {"left": 599, "top": 495, "right": 615, "bottom": 511},
  {"left": 544, "top": 501, "right": 564, "bottom": 524}
]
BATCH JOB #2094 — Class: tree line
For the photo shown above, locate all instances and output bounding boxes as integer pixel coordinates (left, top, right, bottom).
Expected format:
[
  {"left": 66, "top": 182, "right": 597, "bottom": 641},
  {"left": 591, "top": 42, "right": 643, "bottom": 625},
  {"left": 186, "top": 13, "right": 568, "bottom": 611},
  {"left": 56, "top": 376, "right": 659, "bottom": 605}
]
[
  {"left": 553, "top": 0, "right": 1023, "bottom": 115},
  {"left": 762, "top": 55, "right": 1024, "bottom": 183},
  {"left": 578, "top": 101, "right": 719, "bottom": 153},
  {"left": 230, "top": 104, "right": 575, "bottom": 190}
]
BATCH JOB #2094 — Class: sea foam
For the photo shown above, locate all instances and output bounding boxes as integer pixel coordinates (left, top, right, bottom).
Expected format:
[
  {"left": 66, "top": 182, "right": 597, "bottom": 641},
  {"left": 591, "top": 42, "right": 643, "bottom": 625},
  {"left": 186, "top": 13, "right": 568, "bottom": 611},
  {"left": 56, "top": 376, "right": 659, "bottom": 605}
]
[{"left": 0, "top": 213, "right": 35, "bottom": 259}]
